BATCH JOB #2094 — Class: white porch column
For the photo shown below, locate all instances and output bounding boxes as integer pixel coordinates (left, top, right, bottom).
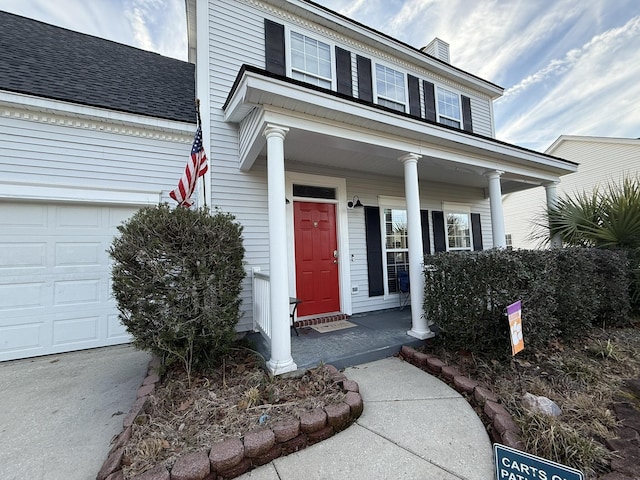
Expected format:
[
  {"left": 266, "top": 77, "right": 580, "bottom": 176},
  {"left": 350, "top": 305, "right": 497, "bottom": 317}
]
[
  {"left": 399, "top": 153, "right": 433, "bottom": 340},
  {"left": 264, "top": 124, "right": 297, "bottom": 375},
  {"left": 486, "top": 170, "right": 507, "bottom": 248},
  {"left": 545, "top": 181, "right": 563, "bottom": 248}
]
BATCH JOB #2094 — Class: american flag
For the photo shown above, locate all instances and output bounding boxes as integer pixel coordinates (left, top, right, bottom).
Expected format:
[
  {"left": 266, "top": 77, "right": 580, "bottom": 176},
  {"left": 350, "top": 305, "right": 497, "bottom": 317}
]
[{"left": 169, "top": 125, "right": 208, "bottom": 207}]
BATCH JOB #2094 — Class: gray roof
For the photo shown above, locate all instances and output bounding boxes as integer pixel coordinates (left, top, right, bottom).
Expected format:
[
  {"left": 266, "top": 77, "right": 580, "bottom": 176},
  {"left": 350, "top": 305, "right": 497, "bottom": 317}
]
[{"left": 0, "top": 11, "right": 196, "bottom": 124}]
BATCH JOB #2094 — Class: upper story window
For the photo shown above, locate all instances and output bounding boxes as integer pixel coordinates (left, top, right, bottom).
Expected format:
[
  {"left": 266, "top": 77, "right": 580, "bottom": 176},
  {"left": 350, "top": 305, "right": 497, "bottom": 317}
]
[
  {"left": 375, "top": 64, "right": 406, "bottom": 112},
  {"left": 437, "top": 87, "right": 462, "bottom": 128},
  {"left": 290, "top": 31, "right": 332, "bottom": 89}
]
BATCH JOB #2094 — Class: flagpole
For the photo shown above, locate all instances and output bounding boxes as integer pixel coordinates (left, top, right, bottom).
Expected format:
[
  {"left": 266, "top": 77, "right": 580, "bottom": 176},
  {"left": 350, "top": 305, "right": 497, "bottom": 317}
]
[{"left": 196, "top": 98, "right": 207, "bottom": 208}]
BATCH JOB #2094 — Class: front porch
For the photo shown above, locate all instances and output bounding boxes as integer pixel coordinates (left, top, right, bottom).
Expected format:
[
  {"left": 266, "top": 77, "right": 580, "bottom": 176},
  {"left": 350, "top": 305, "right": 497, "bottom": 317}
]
[{"left": 247, "top": 308, "right": 427, "bottom": 372}]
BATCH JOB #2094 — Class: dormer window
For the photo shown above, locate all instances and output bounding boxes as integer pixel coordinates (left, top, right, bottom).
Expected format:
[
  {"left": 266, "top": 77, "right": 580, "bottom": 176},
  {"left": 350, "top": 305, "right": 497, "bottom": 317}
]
[
  {"left": 290, "top": 31, "right": 332, "bottom": 89},
  {"left": 437, "top": 87, "right": 462, "bottom": 128},
  {"left": 375, "top": 64, "right": 406, "bottom": 112}
]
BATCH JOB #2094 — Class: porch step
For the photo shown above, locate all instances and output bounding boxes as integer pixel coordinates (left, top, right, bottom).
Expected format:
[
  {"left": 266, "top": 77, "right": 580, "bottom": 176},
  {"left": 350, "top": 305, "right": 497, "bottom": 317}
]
[{"left": 293, "top": 313, "right": 349, "bottom": 329}]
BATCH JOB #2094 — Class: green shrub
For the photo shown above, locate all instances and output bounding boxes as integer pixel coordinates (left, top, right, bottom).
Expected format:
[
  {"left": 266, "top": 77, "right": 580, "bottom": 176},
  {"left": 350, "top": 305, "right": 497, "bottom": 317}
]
[
  {"left": 109, "top": 204, "right": 245, "bottom": 379},
  {"left": 424, "top": 248, "right": 630, "bottom": 361}
]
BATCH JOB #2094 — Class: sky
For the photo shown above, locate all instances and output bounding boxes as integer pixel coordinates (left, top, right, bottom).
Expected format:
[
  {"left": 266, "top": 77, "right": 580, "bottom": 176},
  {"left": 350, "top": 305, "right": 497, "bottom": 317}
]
[{"left": 2, "top": 0, "right": 639, "bottom": 151}]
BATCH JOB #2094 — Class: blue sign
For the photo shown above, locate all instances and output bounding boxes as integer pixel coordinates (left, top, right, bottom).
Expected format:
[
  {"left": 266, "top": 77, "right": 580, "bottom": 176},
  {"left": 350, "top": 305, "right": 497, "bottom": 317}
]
[{"left": 495, "top": 444, "right": 583, "bottom": 480}]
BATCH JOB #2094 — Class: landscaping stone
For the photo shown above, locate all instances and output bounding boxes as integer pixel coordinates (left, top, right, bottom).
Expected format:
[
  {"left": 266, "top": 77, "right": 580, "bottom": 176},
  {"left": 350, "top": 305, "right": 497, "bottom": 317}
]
[
  {"left": 344, "top": 391, "right": 363, "bottom": 417},
  {"left": 171, "top": 451, "right": 211, "bottom": 480},
  {"left": 342, "top": 380, "right": 359, "bottom": 392},
  {"left": 250, "top": 444, "right": 282, "bottom": 466},
  {"left": 271, "top": 418, "right": 300, "bottom": 443},
  {"left": 216, "top": 457, "right": 251, "bottom": 479},
  {"left": 440, "top": 365, "right": 461, "bottom": 382},
  {"left": 243, "top": 428, "right": 275, "bottom": 458},
  {"left": 400, "top": 345, "right": 417, "bottom": 360},
  {"left": 105, "top": 470, "right": 124, "bottom": 480},
  {"left": 209, "top": 438, "right": 244, "bottom": 472},
  {"left": 123, "top": 396, "right": 148, "bottom": 428},
  {"left": 137, "top": 383, "right": 155, "bottom": 398},
  {"left": 413, "top": 352, "right": 430, "bottom": 367},
  {"left": 324, "top": 402, "right": 351, "bottom": 431},
  {"left": 307, "top": 425, "right": 334, "bottom": 445},
  {"left": 614, "top": 402, "right": 640, "bottom": 431},
  {"left": 501, "top": 430, "right": 525, "bottom": 450},
  {"left": 323, "top": 365, "right": 339, "bottom": 375},
  {"left": 299, "top": 408, "right": 327, "bottom": 433},
  {"left": 130, "top": 465, "right": 169, "bottom": 480},
  {"left": 453, "top": 375, "right": 479, "bottom": 394},
  {"left": 522, "top": 392, "right": 561, "bottom": 417},
  {"left": 97, "top": 446, "right": 124, "bottom": 480},
  {"left": 484, "top": 400, "right": 510, "bottom": 420},
  {"left": 599, "top": 472, "right": 635, "bottom": 480},
  {"left": 280, "top": 434, "right": 307, "bottom": 455},
  {"left": 143, "top": 373, "right": 160, "bottom": 385},
  {"left": 494, "top": 413, "right": 519, "bottom": 435},
  {"left": 109, "top": 426, "right": 132, "bottom": 456},
  {"left": 474, "top": 386, "right": 499, "bottom": 405},
  {"left": 426, "top": 357, "right": 445, "bottom": 373},
  {"left": 610, "top": 454, "right": 640, "bottom": 477}
]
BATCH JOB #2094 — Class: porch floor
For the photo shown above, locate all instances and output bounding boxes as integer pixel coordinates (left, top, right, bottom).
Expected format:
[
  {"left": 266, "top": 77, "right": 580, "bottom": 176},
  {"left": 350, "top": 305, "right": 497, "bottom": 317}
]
[{"left": 247, "top": 308, "right": 430, "bottom": 372}]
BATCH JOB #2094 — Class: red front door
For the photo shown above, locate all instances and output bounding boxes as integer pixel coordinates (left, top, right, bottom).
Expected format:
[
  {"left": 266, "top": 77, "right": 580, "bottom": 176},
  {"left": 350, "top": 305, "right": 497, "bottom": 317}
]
[{"left": 294, "top": 201, "right": 340, "bottom": 317}]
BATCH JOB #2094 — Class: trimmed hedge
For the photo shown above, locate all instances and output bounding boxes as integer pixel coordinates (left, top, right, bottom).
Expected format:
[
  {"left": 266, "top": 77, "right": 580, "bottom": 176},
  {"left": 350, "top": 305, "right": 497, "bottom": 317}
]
[
  {"left": 109, "top": 204, "right": 245, "bottom": 377},
  {"left": 424, "top": 248, "right": 630, "bottom": 360}
]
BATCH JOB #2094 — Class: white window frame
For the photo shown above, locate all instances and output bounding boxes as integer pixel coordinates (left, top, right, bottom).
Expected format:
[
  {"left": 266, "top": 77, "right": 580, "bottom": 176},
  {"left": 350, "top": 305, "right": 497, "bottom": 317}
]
[
  {"left": 378, "top": 196, "right": 409, "bottom": 297},
  {"left": 285, "top": 28, "right": 335, "bottom": 90},
  {"left": 443, "top": 202, "right": 473, "bottom": 252},
  {"left": 373, "top": 62, "right": 407, "bottom": 113},
  {"left": 436, "top": 86, "right": 462, "bottom": 128}
]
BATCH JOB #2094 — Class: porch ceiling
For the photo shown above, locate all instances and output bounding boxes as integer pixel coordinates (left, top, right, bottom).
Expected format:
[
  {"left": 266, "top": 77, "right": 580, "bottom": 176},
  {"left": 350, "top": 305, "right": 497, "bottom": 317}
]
[{"left": 224, "top": 67, "right": 578, "bottom": 195}]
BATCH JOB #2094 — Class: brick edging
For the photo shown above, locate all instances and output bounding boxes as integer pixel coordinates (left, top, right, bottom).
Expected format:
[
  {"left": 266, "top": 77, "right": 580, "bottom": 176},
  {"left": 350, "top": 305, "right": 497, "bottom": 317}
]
[
  {"left": 97, "top": 362, "right": 363, "bottom": 480},
  {"left": 399, "top": 345, "right": 524, "bottom": 450}
]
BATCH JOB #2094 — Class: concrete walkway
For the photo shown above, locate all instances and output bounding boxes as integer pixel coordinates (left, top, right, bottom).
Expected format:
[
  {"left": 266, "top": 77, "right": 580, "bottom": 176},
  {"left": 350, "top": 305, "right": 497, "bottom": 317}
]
[
  {"left": 0, "top": 345, "right": 150, "bottom": 480},
  {"left": 238, "top": 357, "right": 495, "bottom": 480}
]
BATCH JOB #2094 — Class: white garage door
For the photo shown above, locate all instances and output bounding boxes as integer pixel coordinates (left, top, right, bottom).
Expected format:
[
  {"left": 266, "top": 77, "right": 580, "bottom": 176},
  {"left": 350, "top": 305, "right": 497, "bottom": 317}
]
[{"left": 0, "top": 202, "right": 139, "bottom": 361}]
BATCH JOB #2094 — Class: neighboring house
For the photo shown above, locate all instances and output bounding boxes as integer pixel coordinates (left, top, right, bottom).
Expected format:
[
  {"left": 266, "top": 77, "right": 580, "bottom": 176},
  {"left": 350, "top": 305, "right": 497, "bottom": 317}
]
[
  {"left": 503, "top": 135, "right": 640, "bottom": 250},
  {"left": 185, "top": 0, "right": 577, "bottom": 374},
  {"left": 0, "top": 12, "right": 196, "bottom": 361}
]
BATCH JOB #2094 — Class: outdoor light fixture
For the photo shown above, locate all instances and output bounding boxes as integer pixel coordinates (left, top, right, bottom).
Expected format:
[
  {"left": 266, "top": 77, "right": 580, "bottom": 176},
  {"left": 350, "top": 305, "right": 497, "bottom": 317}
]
[
  {"left": 347, "top": 195, "right": 364, "bottom": 209},
  {"left": 285, "top": 198, "right": 290, "bottom": 204}
]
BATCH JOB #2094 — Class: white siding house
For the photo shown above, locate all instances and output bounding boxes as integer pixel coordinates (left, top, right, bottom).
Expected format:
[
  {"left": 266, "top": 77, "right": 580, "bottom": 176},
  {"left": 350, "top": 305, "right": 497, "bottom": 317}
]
[
  {"left": 187, "top": 0, "right": 577, "bottom": 373},
  {"left": 0, "top": 12, "right": 196, "bottom": 361},
  {"left": 503, "top": 135, "right": 640, "bottom": 249}
]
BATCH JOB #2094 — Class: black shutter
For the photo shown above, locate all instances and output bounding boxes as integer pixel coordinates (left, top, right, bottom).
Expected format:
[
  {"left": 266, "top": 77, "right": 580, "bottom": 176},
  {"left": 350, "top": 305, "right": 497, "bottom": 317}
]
[
  {"left": 408, "top": 74, "right": 421, "bottom": 117},
  {"left": 421, "top": 210, "right": 431, "bottom": 255},
  {"left": 471, "top": 213, "right": 483, "bottom": 250},
  {"left": 432, "top": 211, "right": 446, "bottom": 252},
  {"left": 264, "top": 19, "right": 285, "bottom": 76},
  {"left": 461, "top": 95, "right": 473, "bottom": 132},
  {"left": 356, "top": 55, "right": 373, "bottom": 103},
  {"left": 423, "top": 80, "right": 436, "bottom": 122},
  {"left": 364, "top": 206, "right": 384, "bottom": 296},
  {"left": 335, "top": 47, "right": 352, "bottom": 96}
]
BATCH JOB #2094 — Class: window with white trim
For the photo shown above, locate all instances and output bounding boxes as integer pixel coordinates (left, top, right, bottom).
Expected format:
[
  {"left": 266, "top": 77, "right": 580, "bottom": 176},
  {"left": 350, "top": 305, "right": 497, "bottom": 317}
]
[
  {"left": 443, "top": 204, "right": 472, "bottom": 251},
  {"left": 381, "top": 205, "right": 409, "bottom": 294},
  {"left": 290, "top": 31, "right": 332, "bottom": 89},
  {"left": 375, "top": 64, "right": 406, "bottom": 112},
  {"left": 437, "top": 87, "right": 461, "bottom": 128}
]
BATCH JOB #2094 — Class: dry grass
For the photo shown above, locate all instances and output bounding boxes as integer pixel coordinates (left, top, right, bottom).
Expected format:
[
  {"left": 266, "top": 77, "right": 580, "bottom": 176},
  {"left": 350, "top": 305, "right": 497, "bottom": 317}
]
[
  {"left": 122, "top": 347, "right": 345, "bottom": 478},
  {"left": 427, "top": 324, "right": 640, "bottom": 479}
]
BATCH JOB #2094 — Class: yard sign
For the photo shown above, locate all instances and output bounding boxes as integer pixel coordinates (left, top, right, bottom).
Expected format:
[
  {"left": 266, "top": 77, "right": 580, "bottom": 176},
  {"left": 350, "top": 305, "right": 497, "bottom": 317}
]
[
  {"left": 507, "top": 301, "right": 524, "bottom": 355},
  {"left": 495, "top": 443, "right": 583, "bottom": 480}
]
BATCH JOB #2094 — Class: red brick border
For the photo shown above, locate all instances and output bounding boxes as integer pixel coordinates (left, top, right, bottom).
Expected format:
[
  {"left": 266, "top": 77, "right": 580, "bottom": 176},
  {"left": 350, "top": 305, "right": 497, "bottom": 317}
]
[
  {"left": 97, "top": 362, "right": 363, "bottom": 480},
  {"left": 399, "top": 345, "right": 524, "bottom": 450}
]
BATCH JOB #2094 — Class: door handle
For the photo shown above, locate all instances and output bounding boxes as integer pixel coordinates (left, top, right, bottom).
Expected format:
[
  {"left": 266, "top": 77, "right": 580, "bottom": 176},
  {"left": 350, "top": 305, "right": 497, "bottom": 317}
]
[{"left": 333, "top": 250, "right": 339, "bottom": 264}]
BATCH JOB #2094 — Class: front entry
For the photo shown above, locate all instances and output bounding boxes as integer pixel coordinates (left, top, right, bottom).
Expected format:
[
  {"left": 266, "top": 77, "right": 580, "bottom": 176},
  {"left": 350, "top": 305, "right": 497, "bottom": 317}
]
[{"left": 294, "top": 201, "right": 340, "bottom": 317}]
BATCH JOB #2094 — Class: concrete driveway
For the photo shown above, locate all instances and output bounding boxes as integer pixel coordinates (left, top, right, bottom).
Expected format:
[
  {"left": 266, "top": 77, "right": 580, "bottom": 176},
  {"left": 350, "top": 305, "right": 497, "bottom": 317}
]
[{"left": 0, "top": 345, "right": 150, "bottom": 480}]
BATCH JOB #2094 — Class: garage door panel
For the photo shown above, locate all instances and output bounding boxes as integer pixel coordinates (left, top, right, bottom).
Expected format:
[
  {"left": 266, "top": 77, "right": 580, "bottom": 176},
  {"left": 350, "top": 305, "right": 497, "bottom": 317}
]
[
  {"left": 0, "top": 243, "right": 46, "bottom": 269},
  {"left": 107, "top": 314, "right": 129, "bottom": 340},
  {"left": 0, "top": 282, "right": 46, "bottom": 310},
  {"left": 52, "top": 316, "right": 100, "bottom": 346},
  {"left": 0, "top": 322, "right": 46, "bottom": 360},
  {"left": 53, "top": 279, "right": 101, "bottom": 306},
  {"left": 55, "top": 205, "right": 101, "bottom": 229},
  {"left": 55, "top": 242, "right": 102, "bottom": 267},
  {"left": 0, "top": 203, "right": 48, "bottom": 228}
]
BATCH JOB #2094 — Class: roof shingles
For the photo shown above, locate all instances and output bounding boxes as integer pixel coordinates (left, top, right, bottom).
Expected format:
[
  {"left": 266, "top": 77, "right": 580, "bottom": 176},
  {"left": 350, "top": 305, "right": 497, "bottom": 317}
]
[{"left": 0, "top": 11, "right": 196, "bottom": 124}]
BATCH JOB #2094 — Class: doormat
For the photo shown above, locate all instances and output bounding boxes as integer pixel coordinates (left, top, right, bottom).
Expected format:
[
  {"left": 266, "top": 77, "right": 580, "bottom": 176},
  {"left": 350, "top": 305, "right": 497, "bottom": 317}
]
[{"left": 310, "top": 320, "right": 357, "bottom": 333}]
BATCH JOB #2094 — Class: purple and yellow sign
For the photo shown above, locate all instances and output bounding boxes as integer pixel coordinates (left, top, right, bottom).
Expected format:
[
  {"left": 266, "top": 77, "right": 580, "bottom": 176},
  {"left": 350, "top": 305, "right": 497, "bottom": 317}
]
[{"left": 507, "top": 301, "right": 524, "bottom": 356}]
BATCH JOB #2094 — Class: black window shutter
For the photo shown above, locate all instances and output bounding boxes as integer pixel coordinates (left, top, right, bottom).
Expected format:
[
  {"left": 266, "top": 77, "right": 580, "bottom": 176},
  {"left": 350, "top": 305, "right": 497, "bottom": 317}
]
[
  {"left": 423, "top": 80, "right": 436, "bottom": 122},
  {"left": 421, "top": 210, "right": 431, "bottom": 255},
  {"left": 408, "top": 74, "right": 421, "bottom": 117},
  {"left": 461, "top": 95, "right": 473, "bottom": 132},
  {"left": 471, "top": 213, "right": 483, "bottom": 250},
  {"left": 264, "top": 19, "right": 285, "bottom": 76},
  {"left": 432, "top": 210, "right": 446, "bottom": 253},
  {"left": 356, "top": 55, "right": 373, "bottom": 103},
  {"left": 364, "top": 206, "right": 384, "bottom": 296},
  {"left": 335, "top": 47, "right": 352, "bottom": 96}
]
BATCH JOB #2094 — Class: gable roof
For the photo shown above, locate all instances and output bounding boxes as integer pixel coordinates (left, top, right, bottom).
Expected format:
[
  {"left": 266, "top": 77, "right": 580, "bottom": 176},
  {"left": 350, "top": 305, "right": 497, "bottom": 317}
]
[
  {"left": 546, "top": 135, "right": 640, "bottom": 155},
  {"left": 0, "top": 11, "right": 196, "bottom": 124}
]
